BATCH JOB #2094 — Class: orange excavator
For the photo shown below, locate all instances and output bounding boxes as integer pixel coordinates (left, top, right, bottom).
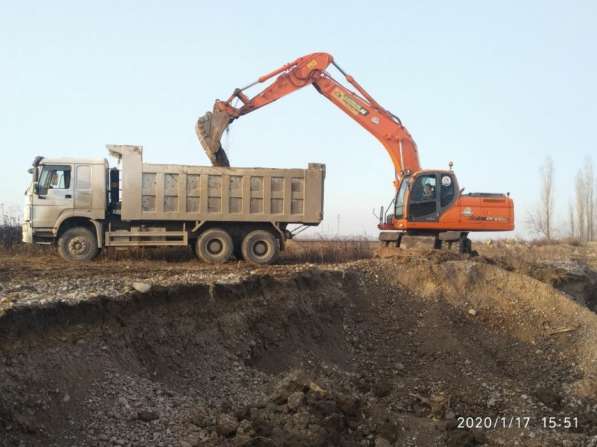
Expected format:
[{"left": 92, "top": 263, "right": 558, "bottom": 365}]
[{"left": 196, "top": 52, "right": 514, "bottom": 254}]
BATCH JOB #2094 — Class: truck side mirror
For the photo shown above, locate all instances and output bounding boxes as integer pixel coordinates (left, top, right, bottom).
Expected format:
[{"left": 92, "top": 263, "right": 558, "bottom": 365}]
[{"left": 34, "top": 182, "right": 46, "bottom": 197}]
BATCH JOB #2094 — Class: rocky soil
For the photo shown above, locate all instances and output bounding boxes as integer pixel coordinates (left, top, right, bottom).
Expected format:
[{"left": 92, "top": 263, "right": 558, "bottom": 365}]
[{"left": 0, "top": 243, "right": 596, "bottom": 446}]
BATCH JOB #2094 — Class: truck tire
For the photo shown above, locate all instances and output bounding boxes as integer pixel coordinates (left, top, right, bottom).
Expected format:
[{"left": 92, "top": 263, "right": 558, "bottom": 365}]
[
  {"left": 58, "top": 227, "right": 99, "bottom": 261},
  {"left": 241, "top": 230, "right": 279, "bottom": 265},
  {"left": 195, "top": 228, "right": 233, "bottom": 263}
]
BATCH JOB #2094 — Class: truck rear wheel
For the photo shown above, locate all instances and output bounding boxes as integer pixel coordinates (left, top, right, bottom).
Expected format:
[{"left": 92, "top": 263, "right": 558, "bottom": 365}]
[
  {"left": 241, "top": 230, "right": 279, "bottom": 265},
  {"left": 58, "top": 227, "right": 99, "bottom": 261},
  {"left": 195, "top": 228, "right": 233, "bottom": 263}
]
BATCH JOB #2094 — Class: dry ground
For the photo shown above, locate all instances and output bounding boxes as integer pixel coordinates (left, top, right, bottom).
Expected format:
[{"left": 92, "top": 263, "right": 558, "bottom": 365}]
[{"left": 0, "top": 240, "right": 596, "bottom": 447}]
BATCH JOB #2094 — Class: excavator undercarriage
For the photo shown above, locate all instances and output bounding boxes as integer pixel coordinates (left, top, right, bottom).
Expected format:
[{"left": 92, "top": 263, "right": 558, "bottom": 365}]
[{"left": 378, "top": 230, "right": 476, "bottom": 256}]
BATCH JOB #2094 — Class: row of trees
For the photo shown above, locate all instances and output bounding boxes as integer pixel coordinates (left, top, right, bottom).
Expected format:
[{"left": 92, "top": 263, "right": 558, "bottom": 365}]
[{"left": 528, "top": 156, "right": 595, "bottom": 241}]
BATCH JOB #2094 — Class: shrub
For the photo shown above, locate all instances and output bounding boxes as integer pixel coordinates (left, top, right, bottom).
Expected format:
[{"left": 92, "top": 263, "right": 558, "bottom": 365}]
[
  {"left": 282, "top": 237, "right": 374, "bottom": 264},
  {"left": 0, "top": 224, "right": 21, "bottom": 251}
]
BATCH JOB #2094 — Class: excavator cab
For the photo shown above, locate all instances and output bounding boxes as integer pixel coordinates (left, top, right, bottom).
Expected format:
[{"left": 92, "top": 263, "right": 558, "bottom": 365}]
[
  {"left": 404, "top": 171, "right": 458, "bottom": 222},
  {"left": 380, "top": 169, "right": 514, "bottom": 253},
  {"left": 384, "top": 170, "right": 458, "bottom": 226}
]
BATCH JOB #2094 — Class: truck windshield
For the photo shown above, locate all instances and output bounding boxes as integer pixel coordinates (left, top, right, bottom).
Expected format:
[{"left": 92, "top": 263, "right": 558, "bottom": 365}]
[
  {"left": 394, "top": 178, "right": 409, "bottom": 219},
  {"left": 38, "top": 165, "right": 71, "bottom": 195}
]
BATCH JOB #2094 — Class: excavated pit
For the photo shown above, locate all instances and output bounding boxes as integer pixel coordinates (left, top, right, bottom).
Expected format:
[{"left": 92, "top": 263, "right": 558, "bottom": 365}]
[{"left": 1, "top": 258, "right": 597, "bottom": 446}]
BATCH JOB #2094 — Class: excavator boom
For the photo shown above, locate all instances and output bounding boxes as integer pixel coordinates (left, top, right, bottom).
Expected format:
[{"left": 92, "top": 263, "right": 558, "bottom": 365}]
[{"left": 196, "top": 52, "right": 420, "bottom": 181}]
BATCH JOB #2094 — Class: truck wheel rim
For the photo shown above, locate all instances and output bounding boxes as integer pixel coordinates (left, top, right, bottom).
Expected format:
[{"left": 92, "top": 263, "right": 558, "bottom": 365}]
[
  {"left": 253, "top": 241, "right": 268, "bottom": 257},
  {"left": 207, "top": 239, "right": 223, "bottom": 255},
  {"left": 69, "top": 237, "right": 88, "bottom": 255}
]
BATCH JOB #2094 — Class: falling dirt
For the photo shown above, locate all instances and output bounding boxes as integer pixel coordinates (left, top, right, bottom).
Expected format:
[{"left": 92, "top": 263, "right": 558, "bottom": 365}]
[{"left": 1, "top": 246, "right": 597, "bottom": 446}]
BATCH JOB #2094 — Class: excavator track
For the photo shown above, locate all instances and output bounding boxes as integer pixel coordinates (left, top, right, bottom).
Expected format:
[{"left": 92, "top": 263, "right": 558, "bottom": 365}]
[{"left": 195, "top": 109, "right": 232, "bottom": 167}]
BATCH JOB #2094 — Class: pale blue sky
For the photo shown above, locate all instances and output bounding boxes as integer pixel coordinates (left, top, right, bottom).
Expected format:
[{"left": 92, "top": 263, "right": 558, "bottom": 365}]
[{"left": 1, "top": 1, "right": 595, "bottom": 237}]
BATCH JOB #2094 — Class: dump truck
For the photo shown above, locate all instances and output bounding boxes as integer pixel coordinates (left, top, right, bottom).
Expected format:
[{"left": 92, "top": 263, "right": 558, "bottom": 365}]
[{"left": 22, "top": 145, "right": 325, "bottom": 264}]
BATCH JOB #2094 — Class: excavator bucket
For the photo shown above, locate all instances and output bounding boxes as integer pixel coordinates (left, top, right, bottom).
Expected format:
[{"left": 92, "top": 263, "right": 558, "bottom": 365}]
[{"left": 195, "top": 108, "right": 232, "bottom": 167}]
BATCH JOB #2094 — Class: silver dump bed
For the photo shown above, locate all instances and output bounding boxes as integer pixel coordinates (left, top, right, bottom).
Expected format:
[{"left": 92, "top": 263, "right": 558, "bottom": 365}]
[{"left": 108, "top": 145, "right": 325, "bottom": 224}]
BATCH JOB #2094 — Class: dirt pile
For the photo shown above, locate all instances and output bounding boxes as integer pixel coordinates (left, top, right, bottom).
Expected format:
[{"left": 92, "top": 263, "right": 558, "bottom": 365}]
[
  {"left": 194, "top": 369, "right": 401, "bottom": 447},
  {"left": 1, "top": 249, "right": 597, "bottom": 446},
  {"left": 479, "top": 241, "right": 597, "bottom": 310},
  {"left": 358, "top": 256, "right": 597, "bottom": 398}
]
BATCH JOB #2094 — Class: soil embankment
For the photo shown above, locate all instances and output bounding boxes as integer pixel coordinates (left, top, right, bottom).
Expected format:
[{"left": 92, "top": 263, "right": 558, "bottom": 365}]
[{"left": 1, "top": 250, "right": 596, "bottom": 446}]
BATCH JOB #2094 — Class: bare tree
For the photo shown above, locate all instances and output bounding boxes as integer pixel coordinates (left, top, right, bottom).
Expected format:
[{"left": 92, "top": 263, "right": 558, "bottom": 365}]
[
  {"left": 594, "top": 172, "right": 597, "bottom": 240},
  {"left": 527, "top": 156, "right": 555, "bottom": 239},
  {"left": 585, "top": 157, "right": 594, "bottom": 241},
  {"left": 574, "top": 157, "right": 595, "bottom": 242},
  {"left": 568, "top": 201, "right": 575, "bottom": 239},
  {"left": 575, "top": 170, "right": 587, "bottom": 241}
]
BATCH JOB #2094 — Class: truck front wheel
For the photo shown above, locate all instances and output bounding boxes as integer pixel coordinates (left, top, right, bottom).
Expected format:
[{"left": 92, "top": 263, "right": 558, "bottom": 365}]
[
  {"left": 241, "top": 230, "right": 279, "bottom": 265},
  {"left": 58, "top": 227, "right": 99, "bottom": 261},
  {"left": 195, "top": 228, "right": 233, "bottom": 263}
]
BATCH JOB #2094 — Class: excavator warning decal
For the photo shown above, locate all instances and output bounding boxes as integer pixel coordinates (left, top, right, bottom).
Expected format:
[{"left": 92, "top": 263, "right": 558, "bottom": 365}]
[
  {"left": 307, "top": 60, "right": 318, "bottom": 69},
  {"left": 332, "top": 88, "right": 369, "bottom": 116}
]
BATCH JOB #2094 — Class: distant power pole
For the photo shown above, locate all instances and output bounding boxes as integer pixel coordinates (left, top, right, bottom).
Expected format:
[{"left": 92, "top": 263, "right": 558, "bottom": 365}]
[{"left": 337, "top": 214, "right": 340, "bottom": 236}]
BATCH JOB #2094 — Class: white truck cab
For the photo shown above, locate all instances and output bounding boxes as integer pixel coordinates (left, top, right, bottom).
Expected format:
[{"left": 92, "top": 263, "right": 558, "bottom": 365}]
[{"left": 23, "top": 156, "right": 108, "bottom": 252}]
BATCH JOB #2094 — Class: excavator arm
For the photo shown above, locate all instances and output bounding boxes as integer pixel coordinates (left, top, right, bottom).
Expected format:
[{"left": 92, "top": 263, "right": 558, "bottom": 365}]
[
  {"left": 196, "top": 52, "right": 334, "bottom": 166},
  {"left": 196, "top": 52, "right": 421, "bottom": 183}
]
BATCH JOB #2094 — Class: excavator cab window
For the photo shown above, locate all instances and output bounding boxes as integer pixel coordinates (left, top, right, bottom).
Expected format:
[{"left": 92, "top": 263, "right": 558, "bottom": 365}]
[
  {"left": 408, "top": 174, "right": 438, "bottom": 220},
  {"left": 440, "top": 174, "right": 455, "bottom": 208},
  {"left": 394, "top": 178, "right": 409, "bottom": 219}
]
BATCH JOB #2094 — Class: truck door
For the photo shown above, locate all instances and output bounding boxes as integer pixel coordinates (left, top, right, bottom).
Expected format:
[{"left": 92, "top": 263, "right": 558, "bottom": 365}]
[
  {"left": 32, "top": 164, "right": 74, "bottom": 228},
  {"left": 408, "top": 174, "right": 438, "bottom": 221},
  {"left": 74, "top": 164, "right": 93, "bottom": 209}
]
